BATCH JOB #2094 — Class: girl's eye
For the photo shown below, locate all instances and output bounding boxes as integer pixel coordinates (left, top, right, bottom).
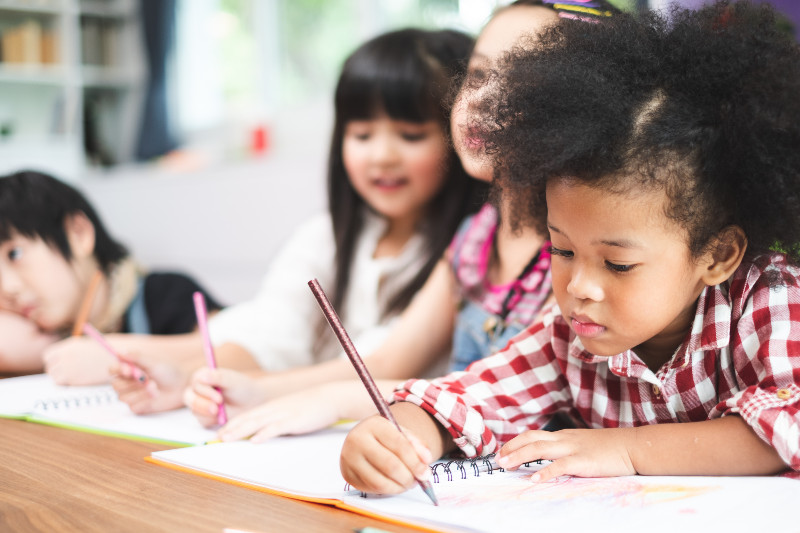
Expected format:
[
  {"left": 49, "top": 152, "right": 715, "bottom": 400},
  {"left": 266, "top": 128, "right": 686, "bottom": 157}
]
[
  {"left": 548, "top": 245, "right": 573, "bottom": 259},
  {"left": 401, "top": 132, "right": 427, "bottom": 142},
  {"left": 345, "top": 122, "right": 372, "bottom": 141},
  {"left": 349, "top": 131, "right": 370, "bottom": 141},
  {"left": 8, "top": 247, "right": 22, "bottom": 261},
  {"left": 605, "top": 261, "right": 635, "bottom": 273}
]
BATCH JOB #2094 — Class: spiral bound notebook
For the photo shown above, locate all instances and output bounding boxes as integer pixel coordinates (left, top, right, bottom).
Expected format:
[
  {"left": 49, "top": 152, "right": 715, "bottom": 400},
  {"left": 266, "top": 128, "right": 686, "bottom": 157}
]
[
  {"left": 0, "top": 374, "right": 216, "bottom": 446},
  {"left": 148, "top": 425, "right": 798, "bottom": 533}
]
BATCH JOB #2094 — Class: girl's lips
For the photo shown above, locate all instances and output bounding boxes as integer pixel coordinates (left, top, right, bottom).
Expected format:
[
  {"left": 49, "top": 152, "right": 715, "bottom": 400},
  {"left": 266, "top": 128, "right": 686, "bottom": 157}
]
[
  {"left": 571, "top": 317, "right": 606, "bottom": 338},
  {"left": 461, "top": 126, "right": 486, "bottom": 151},
  {"left": 463, "top": 136, "right": 484, "bottom": 151},
  {"left": 372, "top": 177, "right": 407, "bottom": 191}
]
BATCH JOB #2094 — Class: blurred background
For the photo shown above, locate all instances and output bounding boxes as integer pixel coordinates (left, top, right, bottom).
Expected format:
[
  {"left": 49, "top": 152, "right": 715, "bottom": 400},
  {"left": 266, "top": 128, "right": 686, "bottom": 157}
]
[{"left": 0, "top": 0, "right": 796, "bottom": 305}]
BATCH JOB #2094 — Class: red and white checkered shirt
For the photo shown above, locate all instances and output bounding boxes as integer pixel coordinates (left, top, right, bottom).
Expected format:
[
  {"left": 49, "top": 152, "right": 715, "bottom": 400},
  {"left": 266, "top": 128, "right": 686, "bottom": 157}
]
[{"left": 395, "top": 253, "right": 800, "bottom": 470}]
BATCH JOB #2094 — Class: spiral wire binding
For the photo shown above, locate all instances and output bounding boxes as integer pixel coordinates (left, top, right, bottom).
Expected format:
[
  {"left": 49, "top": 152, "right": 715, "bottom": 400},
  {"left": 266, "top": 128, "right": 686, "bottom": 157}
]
[
  {"left": 345, "top": 452, "right": 546, "bottom": 495},
  {"left": 33, "top": 388, "right": 117, "bottom": 412}
]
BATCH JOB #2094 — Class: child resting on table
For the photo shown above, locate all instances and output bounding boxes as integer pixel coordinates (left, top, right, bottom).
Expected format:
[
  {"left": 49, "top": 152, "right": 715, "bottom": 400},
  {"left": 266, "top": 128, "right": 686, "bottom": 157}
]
[
  {"left": 183, "top": 0, "right": 619, "bottom": 440},
  {"left": 341, "top": 0, "right": 800, "bottom": 493},
  {"left": 112, "top": 28, "right": 488, "bottom": 413},
  {"left": 0, "top": 170, "right": 222, "bottom": 383}
]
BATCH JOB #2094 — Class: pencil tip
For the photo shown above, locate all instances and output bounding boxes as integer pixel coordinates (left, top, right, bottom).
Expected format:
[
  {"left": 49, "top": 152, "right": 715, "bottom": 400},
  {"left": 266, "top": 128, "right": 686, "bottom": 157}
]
[{"left": 422, "top": 483, "right": 438, "bottom": 505}]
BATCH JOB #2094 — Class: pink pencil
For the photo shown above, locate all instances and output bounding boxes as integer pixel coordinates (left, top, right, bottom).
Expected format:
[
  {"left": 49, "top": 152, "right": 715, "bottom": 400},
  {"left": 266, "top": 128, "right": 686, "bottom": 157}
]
[
  {"left": 193, "top": 291, "right": 228, "bottom": 426},
  {"left": 82, "top": 323, "right": 148, "bottom": 383}
]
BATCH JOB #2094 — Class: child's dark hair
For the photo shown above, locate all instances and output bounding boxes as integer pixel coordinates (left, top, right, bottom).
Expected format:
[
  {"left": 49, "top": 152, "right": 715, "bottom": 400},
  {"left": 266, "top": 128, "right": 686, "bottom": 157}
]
[
  {"left": 485, "top": 0, "right": 800, "bottom": 263},
  {"left": 326, "top": 28, "right": 486, "bottom": 317},
  {"left": 0, "top": 170, "right": 128, "bottom": 272}
]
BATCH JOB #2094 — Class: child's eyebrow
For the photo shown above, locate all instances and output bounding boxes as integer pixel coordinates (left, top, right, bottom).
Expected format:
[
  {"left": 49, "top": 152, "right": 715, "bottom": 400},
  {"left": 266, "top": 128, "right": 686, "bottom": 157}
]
[
  {"left": 548, "top": 222, "right": 643, "bottom": 249},
  {"left": 598, "top": 238, "right": 642, "bottom": 249}
]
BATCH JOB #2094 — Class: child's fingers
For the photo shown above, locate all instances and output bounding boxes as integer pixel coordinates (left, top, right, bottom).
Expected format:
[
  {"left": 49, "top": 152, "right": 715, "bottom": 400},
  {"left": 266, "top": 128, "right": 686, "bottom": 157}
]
[
  {"left": 244, "top": 406, "right": 332, "bottom": 444},
  {"left": 111, "top": 359, "right": 136, "bottom": 380},
  {"left": 118, "top": 388, "right": 157, "bottom": 415},
  {"left": 111, "top": 367, "right": 157, "bottom": 397},
  {"left": 372, "top": 424, "right": 431, "bottom": 487},
  {"left": 191, "top": 366, "right": 215, "bottom": 386},
  {"left": 114, "top": 350, "right": 152, "bottom": 384},
  {"left": 405, "top": 429, "right": 434, "bottom": 465},
  {"left": 108, "top": 360, "right": 122, "bottom": 377},
  {"left": 111, "top": 376, "right": 137, "bottom": 396},
  {"left": 341, "top": 456, "right": 382, "bottom": 495},
  {"left": 220, "top": 410, "right": 270, "bottom": 442},
  {"left": 529, "top": 457, "right": 575, "bottom": 483},
  {"left": 496, "top": 430, "right": 563, "bottom": 470},
  {"left": 191, "top": 380, "right": 224, "bottom": 405},
  {"left": 342, "top": 443, "right": 414, "bottom": 495},
  {"left": 183, "top": 385, "right": 219, "bottom": 427},
  {"left": 196, "top": 367, "right": 238, "bottom": 390},
  {"left": 341, "top": 418, "right": 423, "bottom": 494}
]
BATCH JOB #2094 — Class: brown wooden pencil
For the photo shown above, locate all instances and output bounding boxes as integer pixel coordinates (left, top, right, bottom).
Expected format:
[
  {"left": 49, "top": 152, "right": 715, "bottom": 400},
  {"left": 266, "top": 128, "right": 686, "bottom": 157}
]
[{"left": 308, "top": 278, "right": 438, "bottom": 506}]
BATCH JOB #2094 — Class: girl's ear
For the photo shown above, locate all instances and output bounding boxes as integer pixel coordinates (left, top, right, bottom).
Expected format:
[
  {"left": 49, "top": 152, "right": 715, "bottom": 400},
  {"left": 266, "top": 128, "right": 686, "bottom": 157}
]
[
  {"left": 64, "top": 212, "right": 96, "bottom": 260},
  {"left": 701, "top": 225, "right": 747, "bottom": 286}
]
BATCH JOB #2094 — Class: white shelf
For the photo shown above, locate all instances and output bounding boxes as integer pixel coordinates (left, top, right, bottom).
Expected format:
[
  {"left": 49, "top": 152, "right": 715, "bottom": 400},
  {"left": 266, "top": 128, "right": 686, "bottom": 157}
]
[
  {"left": 81, "top": 64, "right": 138, "bottom": 87},
  {"left": 0, "top": 62, "right": 67, "bottom": 83},
  {"left": 0, "top": 0, "right": 64, "bottom": 16},
  {"left": 79, "top": 0, "right": 135, "bottom": 18},
  {"left": 0, "top": 0, "right": 144, "bottom": 177}
]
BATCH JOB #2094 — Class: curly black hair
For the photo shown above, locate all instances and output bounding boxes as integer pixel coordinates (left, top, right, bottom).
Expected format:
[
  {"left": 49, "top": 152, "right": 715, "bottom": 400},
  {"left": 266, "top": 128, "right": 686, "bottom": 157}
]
[{"left": 484, "top": 0, "right": 800, "bottom": 263}]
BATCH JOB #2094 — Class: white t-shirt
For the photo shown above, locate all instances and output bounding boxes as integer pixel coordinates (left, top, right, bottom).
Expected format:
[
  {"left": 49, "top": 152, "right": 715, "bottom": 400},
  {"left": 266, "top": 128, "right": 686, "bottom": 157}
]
[{"left": 208, "top": 210, "right": 431, "bottom": 370}]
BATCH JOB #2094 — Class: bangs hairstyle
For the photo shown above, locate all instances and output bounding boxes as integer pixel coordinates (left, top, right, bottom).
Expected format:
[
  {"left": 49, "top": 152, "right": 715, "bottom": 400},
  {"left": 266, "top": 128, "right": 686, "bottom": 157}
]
[
  {"left": 326, "top": 28, "right": 486, "bottom": 321},
  {"left": 484, "top": 0, "right": 800, "bottom": 263},
  {"left": 0, "top": 170, "right": 127, "bottom": 273}
]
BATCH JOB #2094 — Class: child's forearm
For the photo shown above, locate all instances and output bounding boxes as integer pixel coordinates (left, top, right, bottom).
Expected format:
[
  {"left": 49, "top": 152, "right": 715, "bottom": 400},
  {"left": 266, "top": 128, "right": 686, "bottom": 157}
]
[
  {"left": 250, "top": 347, "right": 432, "bottom": 401},
  {"left": 214, "top": 342, "right": 262, "bottom": 371},
  {"left": 0, "top": 311, "right": 57, "bottom": 373},
  {"left": 628, "top": 415, "right": 787, "bottom": 475}
]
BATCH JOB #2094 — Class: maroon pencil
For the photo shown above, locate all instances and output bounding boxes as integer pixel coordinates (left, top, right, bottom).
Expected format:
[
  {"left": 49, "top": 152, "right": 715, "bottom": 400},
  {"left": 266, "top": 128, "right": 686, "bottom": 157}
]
[{"left": 308, "top": 278, "right": 438, "bottom": 506}]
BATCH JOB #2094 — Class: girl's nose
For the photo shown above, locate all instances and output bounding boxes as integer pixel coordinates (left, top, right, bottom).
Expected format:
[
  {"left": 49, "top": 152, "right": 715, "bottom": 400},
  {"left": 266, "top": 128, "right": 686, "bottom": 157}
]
[
  {"left": 370, "top": 135, "right": 400, "bottom": 166},
  {"left": 566, "top": 264, "right": 604, "bottom": 302}
]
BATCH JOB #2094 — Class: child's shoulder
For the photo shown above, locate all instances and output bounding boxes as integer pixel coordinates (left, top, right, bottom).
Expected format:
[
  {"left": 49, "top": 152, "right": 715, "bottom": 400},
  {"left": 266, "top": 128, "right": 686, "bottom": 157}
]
[
  {"left": 729, "top": 252, "right": 800, "bottom": 310},
  {"left": 292, "top": 211, "right": 333, "bottom": 237},
  {"left": 276, "top": 211, "right": 335, "bottom": 252}
]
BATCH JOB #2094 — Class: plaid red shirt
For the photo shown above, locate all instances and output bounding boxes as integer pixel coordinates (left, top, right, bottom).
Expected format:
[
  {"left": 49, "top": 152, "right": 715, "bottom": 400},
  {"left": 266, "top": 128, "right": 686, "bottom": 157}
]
[{"left": 395, "top": 253, "right": 800, "bottom": 470}]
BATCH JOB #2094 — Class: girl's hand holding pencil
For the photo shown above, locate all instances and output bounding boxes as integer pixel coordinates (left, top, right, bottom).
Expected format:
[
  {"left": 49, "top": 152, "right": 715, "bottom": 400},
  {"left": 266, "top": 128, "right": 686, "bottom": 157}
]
[
  {"left": 111, "top": 352, "right": 189, "bottom": 414},
  {"left": 183, "top": 367, "right": 267, "bottom": 429},
  {"left": 192, "top": 291, "right": 230, "bottom": 426}
]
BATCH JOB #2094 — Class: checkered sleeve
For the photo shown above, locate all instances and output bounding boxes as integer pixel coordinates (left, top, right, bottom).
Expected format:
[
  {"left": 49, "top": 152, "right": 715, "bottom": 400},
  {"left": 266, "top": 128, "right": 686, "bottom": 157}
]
[
  {"left": 394, "top": 309, "right": 573, "bottom": 458},
  {"left": 712, "top": 261, "right": 800, "bottom": 470}
]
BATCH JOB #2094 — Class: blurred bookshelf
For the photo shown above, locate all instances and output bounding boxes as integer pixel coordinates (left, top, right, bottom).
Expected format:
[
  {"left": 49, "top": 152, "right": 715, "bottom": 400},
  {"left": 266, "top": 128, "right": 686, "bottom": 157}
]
[{"left": 0, "top": 0, "right": 144, "bottom": 180}]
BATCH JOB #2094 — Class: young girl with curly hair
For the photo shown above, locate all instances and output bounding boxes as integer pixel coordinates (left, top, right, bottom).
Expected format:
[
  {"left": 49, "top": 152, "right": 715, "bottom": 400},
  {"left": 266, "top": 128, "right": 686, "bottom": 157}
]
[{"left": 341, "top": 1, "right": 800, "bottom": 493}]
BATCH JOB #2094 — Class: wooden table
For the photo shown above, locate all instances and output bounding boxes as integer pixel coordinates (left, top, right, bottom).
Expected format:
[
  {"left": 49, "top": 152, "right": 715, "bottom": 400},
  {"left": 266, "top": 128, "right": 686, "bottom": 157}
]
[{"left": 0, "top": 418, "right": 419, "bottom": 533}]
